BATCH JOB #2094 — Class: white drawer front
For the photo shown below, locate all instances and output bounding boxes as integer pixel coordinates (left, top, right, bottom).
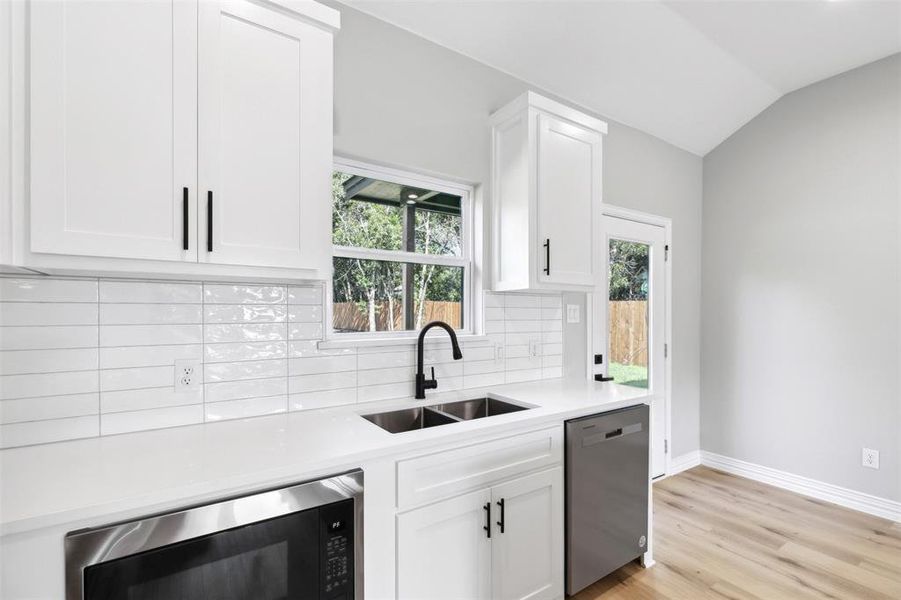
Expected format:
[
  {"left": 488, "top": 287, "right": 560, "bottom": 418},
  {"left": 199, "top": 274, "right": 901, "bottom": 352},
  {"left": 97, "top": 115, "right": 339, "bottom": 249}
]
[{"left": 397, "top": 426, "right": 563, "bottom": 509}]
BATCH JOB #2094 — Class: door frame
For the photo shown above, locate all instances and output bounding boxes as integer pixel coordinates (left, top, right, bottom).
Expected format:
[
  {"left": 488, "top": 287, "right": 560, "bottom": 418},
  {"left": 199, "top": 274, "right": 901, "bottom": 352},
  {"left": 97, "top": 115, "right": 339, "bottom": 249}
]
[{"left": 588, "top": 204, "right": 672, "bottom": 478}]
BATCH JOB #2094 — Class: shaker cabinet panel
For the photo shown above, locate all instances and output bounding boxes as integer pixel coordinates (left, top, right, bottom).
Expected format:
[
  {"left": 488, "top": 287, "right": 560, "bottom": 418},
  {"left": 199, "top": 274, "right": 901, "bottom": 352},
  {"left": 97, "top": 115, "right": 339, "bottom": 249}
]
[
  {"left": 490, "top": 92, "right": 606, "bottom": 292},
  {"left": 491, "top": 467, "right": 564, "bottom": 600},
  {"left": 396, "top": 489, "right": 492, "bottom": 600},
  {"left": 29, "top": 0, "right": 198, "bottom": 262},
  {"left": 536, "top": 115, "right": 601, "bottom": 288},
  {"left": 198, "top": 0, "right": 333, "bottom": 271}
]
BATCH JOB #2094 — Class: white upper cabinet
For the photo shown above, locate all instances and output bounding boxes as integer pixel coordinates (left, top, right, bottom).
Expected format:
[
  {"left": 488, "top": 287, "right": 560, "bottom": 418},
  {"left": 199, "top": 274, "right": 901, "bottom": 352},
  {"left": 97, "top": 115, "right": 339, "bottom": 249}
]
[
  {"left": 198, "top": 0, "right": 333, "bottom": 272},
  {"left": 491, "top": 92, "right": 606, "bottom": 291},
  {"left": 29, "top": 0, "right": 198, "bottom": 262},
  {"left": 20, "top": 0, "right": 338, "bottom": 279}
]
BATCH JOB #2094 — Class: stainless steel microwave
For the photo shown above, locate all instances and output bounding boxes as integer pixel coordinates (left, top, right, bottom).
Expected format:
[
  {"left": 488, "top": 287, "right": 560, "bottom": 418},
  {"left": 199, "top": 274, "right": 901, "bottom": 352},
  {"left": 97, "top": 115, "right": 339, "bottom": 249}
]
[{"left": 65, "top": 469, "right": 363, "bottom": 600}]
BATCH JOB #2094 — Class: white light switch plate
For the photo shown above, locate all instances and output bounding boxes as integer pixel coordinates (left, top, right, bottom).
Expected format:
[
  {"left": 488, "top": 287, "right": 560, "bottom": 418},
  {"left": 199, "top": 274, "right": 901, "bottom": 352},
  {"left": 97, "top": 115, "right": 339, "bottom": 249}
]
[
  {"left": 862, "top": 447, "right": 879, "bottom": 469},
  {"left": 566, "top": 304, "right": 581, "bottom": 323}
]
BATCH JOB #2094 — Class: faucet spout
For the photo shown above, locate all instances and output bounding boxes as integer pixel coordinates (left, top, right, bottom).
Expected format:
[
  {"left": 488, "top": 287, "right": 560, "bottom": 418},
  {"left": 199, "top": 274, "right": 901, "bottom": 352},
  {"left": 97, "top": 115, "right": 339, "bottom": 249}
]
[{"left": 415, "top": 321, "right": 463, "bottom": 399}]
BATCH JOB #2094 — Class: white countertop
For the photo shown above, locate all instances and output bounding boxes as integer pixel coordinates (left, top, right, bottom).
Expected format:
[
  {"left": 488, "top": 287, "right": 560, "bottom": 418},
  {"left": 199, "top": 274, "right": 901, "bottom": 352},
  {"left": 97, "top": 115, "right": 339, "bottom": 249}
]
[{"left": 0, "top": 378, "right": 647, "bottom": 536}]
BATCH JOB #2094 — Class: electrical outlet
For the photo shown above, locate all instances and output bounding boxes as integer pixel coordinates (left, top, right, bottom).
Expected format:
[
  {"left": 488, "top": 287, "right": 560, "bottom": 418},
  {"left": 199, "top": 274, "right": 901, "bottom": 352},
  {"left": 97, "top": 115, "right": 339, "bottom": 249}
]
[
  {"left": 495, "top": 343, "right": 505, "bottom": 361},
  {"left": 862, "top": 448, "right": 879, "bottom": 470},
  {"left": 529, "top": 338, "right": 541, "bottom": 358},
  {"left": 175, "top": 359, "right": 201, "bottom": 392}
]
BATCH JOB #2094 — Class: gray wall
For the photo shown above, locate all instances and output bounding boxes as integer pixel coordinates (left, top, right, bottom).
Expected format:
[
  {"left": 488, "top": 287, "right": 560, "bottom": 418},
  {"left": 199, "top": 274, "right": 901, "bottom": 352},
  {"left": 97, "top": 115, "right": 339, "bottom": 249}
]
[
  {"left": 328, "top": 3, "right": 703, "bottom": 457},
  {"left": 702, "top": 54, "right": 901, "bottom": 500}
]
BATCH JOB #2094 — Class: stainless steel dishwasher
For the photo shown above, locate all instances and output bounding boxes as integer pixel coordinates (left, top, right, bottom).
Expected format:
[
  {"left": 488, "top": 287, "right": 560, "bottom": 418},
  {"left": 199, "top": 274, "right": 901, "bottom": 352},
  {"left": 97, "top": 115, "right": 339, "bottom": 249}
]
[{"left": 565, "top": 404, "right": 649, "bottom": 596}]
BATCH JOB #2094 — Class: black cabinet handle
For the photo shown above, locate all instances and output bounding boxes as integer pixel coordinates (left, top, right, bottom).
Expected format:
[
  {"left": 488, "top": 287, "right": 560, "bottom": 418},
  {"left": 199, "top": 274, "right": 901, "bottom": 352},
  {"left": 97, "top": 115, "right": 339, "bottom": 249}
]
[
  {"left": 496, "top": 498, "right": 505, "bottom": 533},
  {"left": 594, "top": 374, "right": 615, "bottom": 382},
  {"left": 483, "top": 502, "right": 491, "bottom": 538},
  {"left": 206, "top": 191, "right": 213, "bottom": 252},
  {"left": 182, "top": 188, "right": 189, "bottom": 251},
  {"left": 543, "top": 239, "right": 550, "bottom": 275}
]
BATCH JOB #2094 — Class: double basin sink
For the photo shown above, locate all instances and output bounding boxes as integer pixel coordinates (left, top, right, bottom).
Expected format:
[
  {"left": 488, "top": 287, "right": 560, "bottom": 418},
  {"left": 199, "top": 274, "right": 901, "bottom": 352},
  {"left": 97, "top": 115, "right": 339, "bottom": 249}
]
[{"left": 362, "top": 397, "right": 532, "bottom": 434}]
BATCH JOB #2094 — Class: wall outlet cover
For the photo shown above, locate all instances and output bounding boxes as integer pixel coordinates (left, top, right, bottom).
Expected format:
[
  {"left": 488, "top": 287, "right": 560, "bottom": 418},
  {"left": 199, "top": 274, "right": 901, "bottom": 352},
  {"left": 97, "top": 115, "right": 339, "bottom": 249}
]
[
  {"left": 566, "top": 304, "right": 581, "bottom": 324},
  {"left": 175, "top": 359, "right": 201, "bottom": 393},
  {"left": 862, "top": 447, "right": 879, "bottom": 470}
]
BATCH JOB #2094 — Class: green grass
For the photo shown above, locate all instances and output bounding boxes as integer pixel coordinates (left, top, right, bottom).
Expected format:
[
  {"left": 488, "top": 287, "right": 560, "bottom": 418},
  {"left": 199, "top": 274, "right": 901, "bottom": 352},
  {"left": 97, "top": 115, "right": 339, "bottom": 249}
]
[{"left": 608, "top": 362, "right": 648, "bottom": 389}]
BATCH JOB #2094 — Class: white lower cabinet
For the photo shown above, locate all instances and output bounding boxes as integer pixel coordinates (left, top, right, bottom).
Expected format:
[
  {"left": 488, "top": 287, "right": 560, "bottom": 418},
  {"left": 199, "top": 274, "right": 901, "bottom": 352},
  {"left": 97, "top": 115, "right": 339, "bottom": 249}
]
[
  {"left": 397, "top": 488, "right": 493, "bottom": 600},
  {"left": 397, "top": 466, "right": 564, "bottom": 600},
  {"left": 491, "top": 468, "right": 564, "bottom": 600}
]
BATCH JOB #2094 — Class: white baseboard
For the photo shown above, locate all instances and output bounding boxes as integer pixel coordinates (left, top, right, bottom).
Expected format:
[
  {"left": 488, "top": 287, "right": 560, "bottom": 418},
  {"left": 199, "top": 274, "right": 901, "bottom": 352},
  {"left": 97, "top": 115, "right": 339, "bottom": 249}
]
[
  {"left": 700, "top": 451, "right": 901, "bottom": 523},
  {"left": 666, "top": 450, "right": 701, "bottom": 477}
]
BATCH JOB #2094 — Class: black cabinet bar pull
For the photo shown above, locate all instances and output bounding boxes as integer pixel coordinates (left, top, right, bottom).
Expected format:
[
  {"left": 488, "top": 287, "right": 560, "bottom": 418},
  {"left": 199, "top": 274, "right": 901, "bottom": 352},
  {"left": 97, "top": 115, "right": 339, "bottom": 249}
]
[
  {"left": 483, "top": 502, "right": 491, "bottom": 538},
  {"left": 206, "top": 191, "right": 213, "bottom": 252},
  {"left": 543, "top": 238, "right": 550, "bottom": 275},
  {"left": 496, "top": 498, "right": 505, "bottom": 533},
  {"left": 182, "top": 188, "right": 189, "bottom": 251}
]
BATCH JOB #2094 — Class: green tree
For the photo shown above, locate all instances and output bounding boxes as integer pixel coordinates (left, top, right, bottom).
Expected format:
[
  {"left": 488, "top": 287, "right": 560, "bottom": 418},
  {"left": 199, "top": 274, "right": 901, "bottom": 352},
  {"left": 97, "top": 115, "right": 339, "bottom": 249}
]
[{"left": 608, "top": 240, "right": 649, "bottom": 301}]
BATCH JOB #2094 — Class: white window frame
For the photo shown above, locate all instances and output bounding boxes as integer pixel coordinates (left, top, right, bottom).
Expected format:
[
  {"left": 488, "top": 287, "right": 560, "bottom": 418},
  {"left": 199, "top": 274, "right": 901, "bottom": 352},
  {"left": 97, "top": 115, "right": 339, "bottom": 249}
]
[{"left": 327, "top": 157, "right": 477, "bottom": 342}]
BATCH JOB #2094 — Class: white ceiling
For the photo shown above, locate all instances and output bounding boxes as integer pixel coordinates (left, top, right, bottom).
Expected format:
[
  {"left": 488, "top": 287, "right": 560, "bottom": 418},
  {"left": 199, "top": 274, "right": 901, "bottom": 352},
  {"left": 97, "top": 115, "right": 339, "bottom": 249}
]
[{"left": 340, "top": 0, "right": 901, "bottom": 155}]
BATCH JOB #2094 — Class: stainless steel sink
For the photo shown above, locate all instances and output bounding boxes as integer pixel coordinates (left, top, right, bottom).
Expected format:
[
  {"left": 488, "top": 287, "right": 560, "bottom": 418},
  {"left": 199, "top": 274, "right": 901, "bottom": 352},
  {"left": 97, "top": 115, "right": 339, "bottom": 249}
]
[
  {"left": 361, "top": 406, "right": 458, "bottom": 434},
  {"left": 362, "top": 397, "right": 532, "bottom": 433},
  {"left": 429, "top": 397, "right": 530, "bottom": 420}
]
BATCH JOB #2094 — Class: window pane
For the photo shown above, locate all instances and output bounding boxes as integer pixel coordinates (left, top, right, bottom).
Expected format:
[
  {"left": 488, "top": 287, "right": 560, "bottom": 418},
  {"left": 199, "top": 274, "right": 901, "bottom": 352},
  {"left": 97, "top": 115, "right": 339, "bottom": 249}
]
[
  {"left": 333, "top": 257, "right": 463, "bottom": 333},
  {"left": 608, "top": 239, "right": 649, "bottom": 389},
  {"left": 332, "top": 171, "right": 462, "bottom": 256}
]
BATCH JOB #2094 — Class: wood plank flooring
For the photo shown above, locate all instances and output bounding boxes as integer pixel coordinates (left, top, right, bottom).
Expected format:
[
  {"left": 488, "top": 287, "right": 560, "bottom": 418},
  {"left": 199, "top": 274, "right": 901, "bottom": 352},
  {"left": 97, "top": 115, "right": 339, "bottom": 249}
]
[{"left": 572, "top": 466, "right": 901, "bottom": 600}]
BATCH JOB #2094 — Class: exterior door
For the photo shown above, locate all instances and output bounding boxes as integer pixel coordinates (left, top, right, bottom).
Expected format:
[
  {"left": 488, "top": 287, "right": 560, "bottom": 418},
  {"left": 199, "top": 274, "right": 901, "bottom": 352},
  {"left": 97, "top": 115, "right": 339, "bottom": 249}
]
[
  {"left": 602, "top": 215, "right": 667, "bottom": 478},
  {"left": 491, "top": 468, "right": 564, "bottom": 600},
  {"left": 198, "top": 0, "right": 332, "bottom": 271},
  {"left": 536, "top": 113, "right": 602, "bottom": 288},
  {"left": 29, "top": 0, "right": 198, "bottom": 261},
  {"left": 396, "top": 489, "right": 492, "bottom": 600}
]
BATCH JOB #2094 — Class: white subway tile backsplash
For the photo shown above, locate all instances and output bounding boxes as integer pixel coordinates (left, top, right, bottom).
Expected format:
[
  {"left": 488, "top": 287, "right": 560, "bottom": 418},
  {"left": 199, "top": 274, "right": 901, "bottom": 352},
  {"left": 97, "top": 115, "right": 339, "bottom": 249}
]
[
  {"left": 0, "top": 278, "right": 98, "bottom": 303},
  {"left": 0, "top": 276, "right": 564, "bottom": 447},
  {"left": 205, "top": 395, "right": 286, "bottom": 421},
  {"left": 100, "top": 324, "right": 203, "bottom": 347},
  {"left": 100, "top": 303, "right": 203, "bottom": 325},
  {"left": 204, "top": 359, "right": 287, "bottom": 383},
  {"left": 0, "top": 371, "right": 99, "bottom": 400},
  {"left": 288, "top": 305, "right": 323, "bottom": 323},
  {"left": 101, "top": 405, "right": 203, "bottom": 436},
  {"left": 100, "top": 281, "right": 201, "bottom": 304},
  {"left": 289, "top": 388, "right": 356, "bottom": 411},
  {"left": 204, "top": 341, "right": 287, "bottom": 363},
  {"left": 203, "top": 305, "right": 287, "bottom": 323},
  {"left": 204, "top": 284, "right": 286, "bottom": 305},
  {"left": 101, "top": 388, "right": 203, "bottom": 413},
  {"left": 289, "top": 371, "right": 357, "bottom": 393},
  {"left": 99, "top": 345, "right": 203, "bottom": 369},
  {"left": 0, "top": 393, "right": 99, "bottom": 424},
  {"left": 0, "top": 415, "right": 99, "bottom": 448},
  {"left": 203, "top": 323, "right": 286, "bottom": 343},
  {"left": 0, "top": 303, "right": 98, "bottom": 326},
  {"left": 100, "top": 366, "right": 173, "bottom": 392},
  {"left": 288, "top": 322, "right": 323, "bottom": 340},
  {"left": 0, "top": 348, "right": 99, "bottom": 375},
  {"left": 288, "top": 286, "right": 322, "bottom": 305},
  {"left": 205, "top": 377, "right": 288, "bottom": 403},
  {"left": 288, "top": 355, "right": 356, "bottom": 376},
  {"left": 0, "top": 326, "right": 98, "bottom": 350}
]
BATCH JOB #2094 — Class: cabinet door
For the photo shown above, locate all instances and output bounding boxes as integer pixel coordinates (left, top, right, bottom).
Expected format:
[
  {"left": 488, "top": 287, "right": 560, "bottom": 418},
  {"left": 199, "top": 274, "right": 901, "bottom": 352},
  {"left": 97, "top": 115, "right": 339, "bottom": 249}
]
[
  {"left": 536, "top": 113, "right": 601, "bottom": 287},
  {"left": 396, "top": 489, "right": 492, "bottom": 600},
  {"left": 491, "top": 467, "right": 564, "bottom": 600},
  {"left": 198, "top": 0, "right": 332, "bottom": 272},
  {"left": 29, "top": 0, "right": 197, "bottom": 261}
]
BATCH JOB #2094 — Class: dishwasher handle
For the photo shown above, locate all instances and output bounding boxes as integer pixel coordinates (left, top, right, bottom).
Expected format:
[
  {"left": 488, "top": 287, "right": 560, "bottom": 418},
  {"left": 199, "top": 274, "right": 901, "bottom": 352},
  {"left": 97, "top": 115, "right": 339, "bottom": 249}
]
[{"left": 581, "top": 422, "right": 643, "bottom": 447}]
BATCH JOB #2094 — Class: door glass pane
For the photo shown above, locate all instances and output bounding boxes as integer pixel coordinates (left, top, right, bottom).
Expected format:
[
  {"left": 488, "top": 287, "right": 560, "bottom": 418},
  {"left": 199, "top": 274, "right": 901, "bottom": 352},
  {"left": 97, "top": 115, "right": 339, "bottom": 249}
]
[{"left": 608, "top": 239, "right": 650, "bottom": 388}]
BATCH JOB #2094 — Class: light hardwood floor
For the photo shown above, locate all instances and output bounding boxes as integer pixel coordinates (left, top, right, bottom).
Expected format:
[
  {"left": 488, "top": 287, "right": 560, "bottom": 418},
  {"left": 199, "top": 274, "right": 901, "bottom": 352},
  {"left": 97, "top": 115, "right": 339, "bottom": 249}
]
[{"left": 572, "top": 466, "right": 901, "bottom": 600}]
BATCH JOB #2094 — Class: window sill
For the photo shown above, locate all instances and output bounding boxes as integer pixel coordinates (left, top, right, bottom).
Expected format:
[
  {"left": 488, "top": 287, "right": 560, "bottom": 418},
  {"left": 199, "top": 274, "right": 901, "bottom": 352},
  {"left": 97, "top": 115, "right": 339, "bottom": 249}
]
[{"left": 318, "top": 333, "right": 492, "bottom": 350}]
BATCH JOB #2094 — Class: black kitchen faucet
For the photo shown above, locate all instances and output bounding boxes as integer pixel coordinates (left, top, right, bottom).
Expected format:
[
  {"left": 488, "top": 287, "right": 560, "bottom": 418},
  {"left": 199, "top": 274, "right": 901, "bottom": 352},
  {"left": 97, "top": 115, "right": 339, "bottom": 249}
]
[{"left": 415, "top": 321, "right": 463, "bottom": 399}]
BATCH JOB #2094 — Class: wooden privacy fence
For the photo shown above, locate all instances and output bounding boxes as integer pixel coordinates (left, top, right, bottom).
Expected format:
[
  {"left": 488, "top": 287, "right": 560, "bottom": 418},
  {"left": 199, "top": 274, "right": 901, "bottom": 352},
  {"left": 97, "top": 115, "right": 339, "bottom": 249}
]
[
  {"left": 609, "top": 300, "right": 648, "bottom": 367},
  {"left": 334, "top": 301, "right": 462, "bottom": 332}
]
